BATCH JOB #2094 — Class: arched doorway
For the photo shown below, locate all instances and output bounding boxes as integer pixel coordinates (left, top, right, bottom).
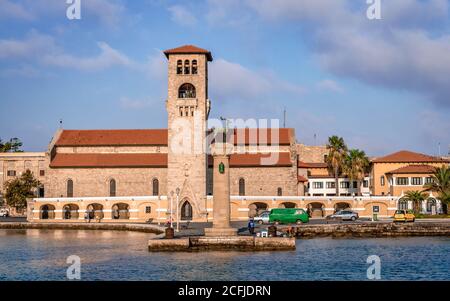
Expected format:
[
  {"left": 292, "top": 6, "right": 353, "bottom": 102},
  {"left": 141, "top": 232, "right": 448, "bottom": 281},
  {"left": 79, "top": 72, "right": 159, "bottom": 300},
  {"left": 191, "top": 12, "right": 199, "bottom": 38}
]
[
  {"left": 279, "top": 202, "right": 297, "bottom": 208},
  {"left": 40, "top": 204, "right": 55, "bottom": 220},
  {"left": 86, "top": 203, "right": 104, "bottom": 220},
  {"left": 63, "top": 204, "right": 79, "bottom": 220},
  {"left": 248, "top": 202, "right": 268, "bottom": 218},
  {"left": 334, "top": 202, "right": 351, "bottom": 213},
  {"left": 181, "top": 200, "right": 193, "bottom": 221},
  {"left": 112, "top": 203, "right": 130, "bottom": 219},
  {"left": 426, "top": 198, "right": 437, "bottom": 214},
  {"left": 307, "top": 202, "right": 325, "bottom": 218}
]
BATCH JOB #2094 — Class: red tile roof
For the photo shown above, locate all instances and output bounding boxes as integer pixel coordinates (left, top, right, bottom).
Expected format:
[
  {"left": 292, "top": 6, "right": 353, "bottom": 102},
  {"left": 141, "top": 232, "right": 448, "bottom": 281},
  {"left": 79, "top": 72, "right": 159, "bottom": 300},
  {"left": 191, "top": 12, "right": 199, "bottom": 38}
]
[
  {"left": 230, "top": 152, "right": 292, "bottom": 167},
  {"left": 231, "top": 128, "right": 293, "bottom": 146},
  {"left": 208, "top": 152, "right": 292, "bottom": 167},
  {"left": 297, "top": 175, "right": 308, "bottom": 182},
  {"left": 297, "top": 161, "right": 328, "bottom": 168},
  {"left": 386, "top": 165, "right": 437, "bottom": 174},
  {"left": 163, "top": 45, "right": 213, "bottom": 61},
  {"left": 372, "top": 150, "right": 448, "bottom": 163},
  {"left": 55, "top": 129, "right": 168, "bottom": 147},
  {"left": 50, "top": 153, "right": 168, "bottom": 168}
]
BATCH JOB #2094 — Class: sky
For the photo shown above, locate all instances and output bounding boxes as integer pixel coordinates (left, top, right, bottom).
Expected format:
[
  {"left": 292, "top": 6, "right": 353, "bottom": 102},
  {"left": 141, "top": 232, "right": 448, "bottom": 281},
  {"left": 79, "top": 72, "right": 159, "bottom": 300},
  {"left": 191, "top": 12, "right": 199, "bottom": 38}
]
[{"left": 0, "top": 0, "right": 449, "bottom": 157}]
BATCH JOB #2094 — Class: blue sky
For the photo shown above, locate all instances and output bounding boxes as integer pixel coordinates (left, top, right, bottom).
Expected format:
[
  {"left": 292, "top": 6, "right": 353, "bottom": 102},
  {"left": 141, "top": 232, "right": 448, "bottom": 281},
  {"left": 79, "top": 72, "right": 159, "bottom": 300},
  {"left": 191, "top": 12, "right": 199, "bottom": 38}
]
[{"left": 0, "top": 0, "right": 449, "bottom": 156}]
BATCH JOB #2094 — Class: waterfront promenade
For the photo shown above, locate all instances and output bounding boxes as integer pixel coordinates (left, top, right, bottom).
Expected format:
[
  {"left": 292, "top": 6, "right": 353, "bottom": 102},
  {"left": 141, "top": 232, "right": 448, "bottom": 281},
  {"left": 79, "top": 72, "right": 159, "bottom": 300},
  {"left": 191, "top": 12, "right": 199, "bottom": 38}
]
[{"left": 1, "top": 217, "right": 449, "bottom": 238}]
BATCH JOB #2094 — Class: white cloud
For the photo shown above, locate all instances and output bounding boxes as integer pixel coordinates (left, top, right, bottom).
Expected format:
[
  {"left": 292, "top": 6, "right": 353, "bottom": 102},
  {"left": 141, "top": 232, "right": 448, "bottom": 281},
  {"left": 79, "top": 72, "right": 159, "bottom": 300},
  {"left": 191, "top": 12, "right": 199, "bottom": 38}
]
[
  {"left": 145, "top": 49, "right": 167, "bottom": 80},
  {"left": 1, "top": 0, "right": 126, "bottom": 27},
  {"left": 0, "top": 31, "right": 138, "bottom": 72},
  {"left": 210, "top": 58, "right": 304, "bottom": 101},
  {"left": 83, "top": 0, "right": 125, "bottom": 28},
  {"left": 42, "top": 42, "right": 135, "bottom": 71},
  {"left": 0, "top": 31, "right": 54, "bottom": 59},
  {"left": 0, "top": 0, "right": 34, "bottom": 21},
  {"left": 168, "top": 5, "right": 197, "bottom": 26},
  {"left": 216, "top": 0, "right": 450, "bottom": 107},
  {"left": 316, "top": 79, "right": 344, "bottom": 93}
]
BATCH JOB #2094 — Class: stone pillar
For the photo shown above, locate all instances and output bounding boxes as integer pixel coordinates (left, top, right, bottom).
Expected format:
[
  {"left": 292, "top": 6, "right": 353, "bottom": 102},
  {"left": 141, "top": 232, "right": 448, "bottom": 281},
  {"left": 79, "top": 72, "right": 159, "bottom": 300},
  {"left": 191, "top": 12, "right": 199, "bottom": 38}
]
[
  {"left": 204, "top": 142, "right": 237, "bottom": 237},
  {"left": 26, "top": 198, "right": 34, "bottom": 222}
]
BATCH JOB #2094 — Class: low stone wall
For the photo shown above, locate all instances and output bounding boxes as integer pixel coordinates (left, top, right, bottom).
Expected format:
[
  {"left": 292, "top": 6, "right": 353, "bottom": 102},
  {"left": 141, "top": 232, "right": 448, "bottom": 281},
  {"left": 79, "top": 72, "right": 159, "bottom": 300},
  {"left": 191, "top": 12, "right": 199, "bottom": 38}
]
[
  {"left": 0, "top": 222, "right": 164, "bottom": 234},
  {"left": 294, "top": 223, "right": 450, "bottom": 238},
  {"left": 148, "top": 236, "right": 296, "bottom": 252}
]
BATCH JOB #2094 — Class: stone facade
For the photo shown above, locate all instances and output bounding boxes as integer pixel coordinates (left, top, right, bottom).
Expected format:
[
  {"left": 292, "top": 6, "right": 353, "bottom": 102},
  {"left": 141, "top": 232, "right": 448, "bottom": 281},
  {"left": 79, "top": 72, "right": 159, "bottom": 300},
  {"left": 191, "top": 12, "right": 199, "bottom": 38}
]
[
  {"left": 1, "top": 45, "right": 448, "bottom": 223},
  {"left": 166, "top": 52, "right": 210, "bottom": 221},
  {"left": 45, "top": 167, "right": 167, "bottom": 198},
  {"left": 297, "top": 144, "right": 328, "bottom": 163}
]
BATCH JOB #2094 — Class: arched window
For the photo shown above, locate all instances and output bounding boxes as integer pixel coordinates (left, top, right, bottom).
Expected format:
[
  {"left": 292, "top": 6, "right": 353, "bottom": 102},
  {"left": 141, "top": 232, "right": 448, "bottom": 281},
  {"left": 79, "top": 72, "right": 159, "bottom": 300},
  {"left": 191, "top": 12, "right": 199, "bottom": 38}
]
[
  {"left": 152, "top": 178, "right": 159, "bottom": 196},
  {"left": 398, "top": 199, "right": 408, "bottom": 210},
  {"left": 176, "top": 60, "right": 182, "bottom": 74},
  {"left": 181, "top": 201, "right": 193, "bottom": 220},
  {"left": 239, "top": 178, "right": 245, "bottom": 196},
  {"left": 192, "top": 60, "right": 198, "bottom": 74},
  {"left": 178, "top": 83, "right": 196, "bottom": 98},
  {"left": 426, "top": 198, "right": 436, "bottom": 212},
  {"left": 277, "top": 187, "right": 282, "bottom": 196},
  {"left": 184, "top": 60, "right": 190, "bottom": 74},
  {"left": 109, "top": 179, "right": 116, "bottom": 197},
  {"left": 67, "top": 179, "right": 73, "bottom": 197}
]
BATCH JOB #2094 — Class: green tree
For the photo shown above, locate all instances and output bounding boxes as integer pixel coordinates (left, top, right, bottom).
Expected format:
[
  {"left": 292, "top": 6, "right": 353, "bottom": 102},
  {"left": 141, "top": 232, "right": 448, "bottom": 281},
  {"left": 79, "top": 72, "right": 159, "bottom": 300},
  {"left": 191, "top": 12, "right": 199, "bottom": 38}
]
[
  {"left": 343, "top": 149, "right": 370, "bottom": 196},
  {"left": 423, "top": 165, "right": 450, "bottom": 214},
  {"left": 0, "top": 137, "right": 23, "bottom": 152},
  {"left": 403, "top": 190, "right": 429, "bottom": 214},
  {"left": 4, "top": 170, "right": 40, "bottom": 211},
  {"left": 326, "top": 136, "right": 348, "bottom": 196}
]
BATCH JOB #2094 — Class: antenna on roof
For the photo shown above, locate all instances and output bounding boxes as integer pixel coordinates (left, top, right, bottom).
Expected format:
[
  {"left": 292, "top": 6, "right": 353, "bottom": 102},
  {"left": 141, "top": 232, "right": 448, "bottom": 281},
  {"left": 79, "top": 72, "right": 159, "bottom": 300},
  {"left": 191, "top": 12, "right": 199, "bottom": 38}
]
[
  {"left": 283, "top": 107, "right": 286, "bottom": 128},
  {"left": 59, "top": 119, "right": 63, "bottom": 129},
  {"left": 438, "top": 142, "right": 441, "bottom": 157}
]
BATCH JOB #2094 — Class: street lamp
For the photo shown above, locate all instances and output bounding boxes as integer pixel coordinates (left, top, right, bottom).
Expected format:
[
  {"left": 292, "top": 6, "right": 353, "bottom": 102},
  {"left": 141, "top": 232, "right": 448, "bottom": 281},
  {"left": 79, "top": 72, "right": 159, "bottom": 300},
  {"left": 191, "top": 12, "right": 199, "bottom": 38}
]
[
  {"left": 170, "top": 190, "right": 174, "bottom": 228},
  {"left": 176, "top": 188, "right": 180, "bottom": 232}
]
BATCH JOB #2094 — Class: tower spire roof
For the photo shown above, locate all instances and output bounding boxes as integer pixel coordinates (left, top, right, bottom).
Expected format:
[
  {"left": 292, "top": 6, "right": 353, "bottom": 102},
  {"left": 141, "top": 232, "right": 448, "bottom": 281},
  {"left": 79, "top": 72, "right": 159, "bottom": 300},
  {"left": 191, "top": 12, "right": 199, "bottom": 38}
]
[{"left": 164, "top": 45, "right": 213, "bottom": 61}]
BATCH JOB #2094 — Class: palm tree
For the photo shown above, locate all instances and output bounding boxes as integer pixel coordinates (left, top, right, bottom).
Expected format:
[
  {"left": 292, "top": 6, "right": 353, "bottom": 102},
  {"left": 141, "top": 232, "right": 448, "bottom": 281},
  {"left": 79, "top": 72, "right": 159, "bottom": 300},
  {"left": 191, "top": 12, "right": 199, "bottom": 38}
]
[
  {"left": 343, "top": 149, "right": 370, "bottom": 196},
  {"left": 326, "top": 136, "right": 347, "bottom": 196},
  {"left": 424, "top": 165, "right": 450, "bottom": 214},
  {"left": 403, "top": 190, "right": 429, "bottom": 215}
]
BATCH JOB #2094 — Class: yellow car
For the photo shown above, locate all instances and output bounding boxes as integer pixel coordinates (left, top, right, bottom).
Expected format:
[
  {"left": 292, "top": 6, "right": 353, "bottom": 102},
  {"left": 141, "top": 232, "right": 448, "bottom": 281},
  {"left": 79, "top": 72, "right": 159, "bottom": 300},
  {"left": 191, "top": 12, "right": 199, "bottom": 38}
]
[{"left": 393, "top": 209, "right": 415, "bottom": 222}]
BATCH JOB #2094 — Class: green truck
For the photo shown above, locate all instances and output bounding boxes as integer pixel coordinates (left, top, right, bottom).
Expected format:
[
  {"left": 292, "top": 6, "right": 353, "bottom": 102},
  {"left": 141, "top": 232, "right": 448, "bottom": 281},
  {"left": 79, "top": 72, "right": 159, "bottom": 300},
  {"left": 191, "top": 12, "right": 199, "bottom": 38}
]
[{"left": 269, "top": 208, "right": 309, "bottom": 225}]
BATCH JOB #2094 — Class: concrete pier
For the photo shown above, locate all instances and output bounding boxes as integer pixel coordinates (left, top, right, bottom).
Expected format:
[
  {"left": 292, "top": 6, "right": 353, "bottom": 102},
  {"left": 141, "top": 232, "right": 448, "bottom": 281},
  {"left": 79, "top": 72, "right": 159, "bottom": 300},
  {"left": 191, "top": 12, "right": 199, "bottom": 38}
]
[{"left": 148, "top": 236, "right": 296, "bottom": 252}]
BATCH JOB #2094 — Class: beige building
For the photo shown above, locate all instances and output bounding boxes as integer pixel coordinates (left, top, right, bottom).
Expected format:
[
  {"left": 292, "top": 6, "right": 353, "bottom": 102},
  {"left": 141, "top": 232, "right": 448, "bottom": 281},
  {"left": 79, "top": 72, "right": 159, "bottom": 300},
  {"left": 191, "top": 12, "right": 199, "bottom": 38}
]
[{"left": 1, "top": 45, "right": 448, "bottom": 221}]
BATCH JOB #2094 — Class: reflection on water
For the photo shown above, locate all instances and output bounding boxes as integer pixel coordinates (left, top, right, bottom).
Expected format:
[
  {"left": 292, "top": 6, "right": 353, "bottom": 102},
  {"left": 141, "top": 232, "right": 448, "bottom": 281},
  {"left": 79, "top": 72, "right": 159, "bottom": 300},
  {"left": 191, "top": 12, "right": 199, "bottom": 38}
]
[{"left": 0, "top": 229, "right": 449, "bottom": 281}]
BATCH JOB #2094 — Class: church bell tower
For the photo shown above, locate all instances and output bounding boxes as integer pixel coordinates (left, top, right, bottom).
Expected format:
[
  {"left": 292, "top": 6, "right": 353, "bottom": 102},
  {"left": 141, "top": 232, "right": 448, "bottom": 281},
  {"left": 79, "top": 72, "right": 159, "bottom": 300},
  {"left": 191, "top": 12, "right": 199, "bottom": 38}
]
[{"left": 164, "top": 45, "right": 212, "bottom": 221}]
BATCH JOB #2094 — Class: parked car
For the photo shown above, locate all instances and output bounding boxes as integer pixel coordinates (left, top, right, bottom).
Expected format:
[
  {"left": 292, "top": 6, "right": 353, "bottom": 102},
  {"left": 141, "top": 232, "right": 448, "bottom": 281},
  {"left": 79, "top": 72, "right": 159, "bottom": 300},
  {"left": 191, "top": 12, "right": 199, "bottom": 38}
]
[
  {"left": 0, "top": 208, "right": 9, "bottom": 217},
  {"left": 326, "top": 210, "right": 359, "bottom": 222},
  {"left": 269, "top": 208, "right": 309, "bottom": 225},
  {"left": 253, "top": 211, "right": 270, "bottom": 224},
  {"left": 393, "top": 209, "right": 415, "bottom": 222}
]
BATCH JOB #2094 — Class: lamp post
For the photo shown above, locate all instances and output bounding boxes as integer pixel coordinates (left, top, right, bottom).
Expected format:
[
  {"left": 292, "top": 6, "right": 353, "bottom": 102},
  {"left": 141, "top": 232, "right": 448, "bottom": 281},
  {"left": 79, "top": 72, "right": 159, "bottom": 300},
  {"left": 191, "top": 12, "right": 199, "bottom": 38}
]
[
  {"left": 176, "top": 187, "right": 180, "bottom": 232},
  {"left": 170, "top": 190, "right": 174, "bottom": 228}
]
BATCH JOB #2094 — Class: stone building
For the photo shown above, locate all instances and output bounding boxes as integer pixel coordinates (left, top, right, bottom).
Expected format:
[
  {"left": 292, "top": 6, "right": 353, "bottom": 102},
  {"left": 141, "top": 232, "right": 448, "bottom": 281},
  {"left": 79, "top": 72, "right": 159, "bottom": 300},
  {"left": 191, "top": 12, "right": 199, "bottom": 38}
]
[{"left": 1, "top": 45, "right": 448, "bottom": 221}]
